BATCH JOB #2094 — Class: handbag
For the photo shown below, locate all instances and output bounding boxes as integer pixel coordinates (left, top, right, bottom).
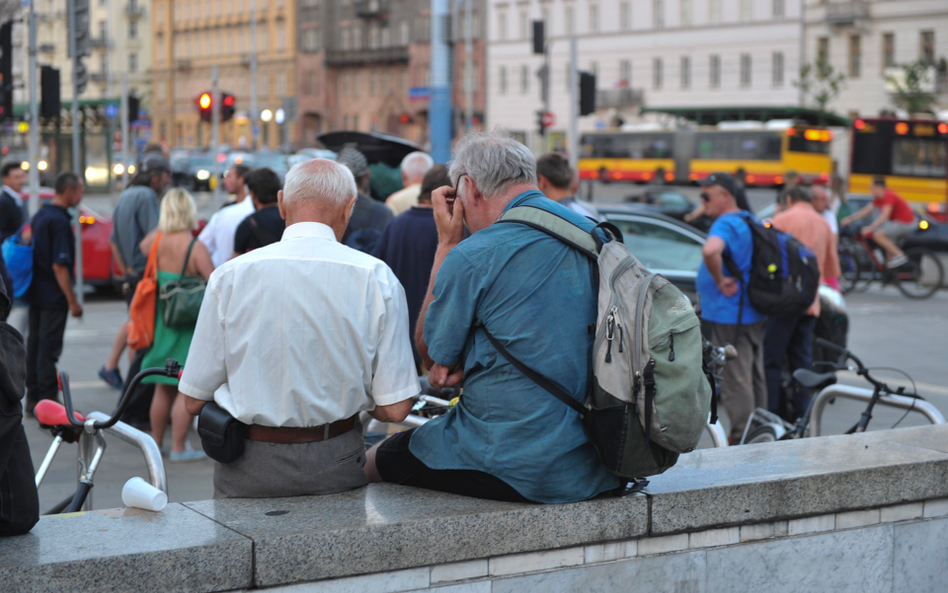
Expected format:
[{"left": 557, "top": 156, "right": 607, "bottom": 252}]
[
  {"left": 197, "top": 401, "right": 245, "bottom": 464},
  {"left": 159, "top": 237, "right": 206, "bottom": 328},
  {"left": 127, "top": 234, "right": 161, "bottom": 349},
  {"left": 1, "top": 228, "right": 32, "bottom": 299}
]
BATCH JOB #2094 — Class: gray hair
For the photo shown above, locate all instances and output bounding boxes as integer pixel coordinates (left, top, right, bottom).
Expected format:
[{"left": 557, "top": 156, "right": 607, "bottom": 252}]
[
  {"left": 448, "top": 130, "right": 537, "bottom": 198},
  {"left": 282, "top": 158, "right": 357, "bottom": 209},
  {"left": 400, "top": 151, "right": 434, "bottom": 182}
]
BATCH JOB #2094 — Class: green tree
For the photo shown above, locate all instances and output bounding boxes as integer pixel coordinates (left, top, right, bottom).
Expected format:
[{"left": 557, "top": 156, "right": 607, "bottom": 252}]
[
  {"left": 887, "top": 60, "right": 937, "bottom": 116},
  {"left": 794, "top": 56, "right": 846, "bottom": 119}
]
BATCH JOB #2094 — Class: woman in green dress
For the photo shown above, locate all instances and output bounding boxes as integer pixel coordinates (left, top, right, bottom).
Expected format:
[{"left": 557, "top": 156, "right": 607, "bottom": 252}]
[{"left": 139, "top": 189, "right": 215, "bottom": 462}]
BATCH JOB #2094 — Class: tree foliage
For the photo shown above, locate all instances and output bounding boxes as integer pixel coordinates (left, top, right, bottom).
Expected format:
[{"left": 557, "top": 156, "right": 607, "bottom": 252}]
[
  {"left": 887, "top": 60, "right": 937, "bottom": 116},
  {"left": 794, "top": 56, "right": 846, "bottom": 118}
]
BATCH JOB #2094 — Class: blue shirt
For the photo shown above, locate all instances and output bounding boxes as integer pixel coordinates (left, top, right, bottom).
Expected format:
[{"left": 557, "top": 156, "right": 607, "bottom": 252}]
[
  {"left": 30, "top": 204, "right": 75, "bottom": 310},
  {"left": 697, "top": 211, "right": 766, "bottom": 325},
  {"left": 410, "top": 191, "right": 621, "bottom": 503}
]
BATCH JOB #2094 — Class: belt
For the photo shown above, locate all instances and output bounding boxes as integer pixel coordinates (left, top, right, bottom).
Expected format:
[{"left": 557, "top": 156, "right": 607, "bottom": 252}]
[{"left": 243, "top": 415, "right": 357, "bottom": 444}]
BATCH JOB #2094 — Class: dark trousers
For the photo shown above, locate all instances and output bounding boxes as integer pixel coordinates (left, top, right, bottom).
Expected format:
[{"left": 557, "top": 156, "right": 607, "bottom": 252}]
[
  {"left": 764, "top": 314, "right": 817, "bottom": 421},
  {"left": 25, "top": 305, "right": 68, "bottom": 411}
]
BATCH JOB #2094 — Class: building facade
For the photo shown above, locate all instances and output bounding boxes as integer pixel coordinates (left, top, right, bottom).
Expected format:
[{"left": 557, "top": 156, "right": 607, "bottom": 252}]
[
  {"left": 151, "top": 0, "right": 298, "bottom": 149},
  {"left": 487, "top": 0, "right": 805, "bottom": 148},
  {"left": 297, "top": 0, "right": 486, "bottom": 148},
  {"left": 802, "top": 0, "right": 948, "bottom": 118}
]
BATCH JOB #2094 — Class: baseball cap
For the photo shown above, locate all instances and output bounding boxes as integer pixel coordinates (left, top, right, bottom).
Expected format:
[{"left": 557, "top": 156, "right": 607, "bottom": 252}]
[
  {"left": 336, "top": 146, "right": 369, "bottom": 178},
  {"left": 140, "top": 152, "right": 171, "bottom": 174},
  {"left": 698, "top": 172, "right": 740, "bottom": 197}
]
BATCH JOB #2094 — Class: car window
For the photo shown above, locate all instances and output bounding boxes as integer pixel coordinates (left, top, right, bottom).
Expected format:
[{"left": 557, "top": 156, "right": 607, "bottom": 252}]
[
  {"left": 651, "top": 191, "right": 691, "bottom": 208},
  {"left": 607, "top": 217, "right": 703, "bottom": 273}
]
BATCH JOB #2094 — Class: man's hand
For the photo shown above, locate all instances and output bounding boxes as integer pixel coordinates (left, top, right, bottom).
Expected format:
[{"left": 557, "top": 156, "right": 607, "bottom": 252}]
[
  {"left": 431, "top": 185, "right": 465, "bottom": 247},
  {"left": 860, "top": 226, "right": 874, "bottom": 237},
  {"left": 717, "top": 277, "right": 738, "bottom": 297},
  {"left": 429, "top": 362, "right": 464, "bottom": 389},
  {"left": 68, "top": 299, "right": 83, "bottom": 318}
]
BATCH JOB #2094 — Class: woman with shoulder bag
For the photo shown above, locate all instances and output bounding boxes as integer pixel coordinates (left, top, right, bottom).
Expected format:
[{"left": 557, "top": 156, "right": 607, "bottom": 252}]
[{"left": 139, "top": 189, "right": 215, "bottom": 462}]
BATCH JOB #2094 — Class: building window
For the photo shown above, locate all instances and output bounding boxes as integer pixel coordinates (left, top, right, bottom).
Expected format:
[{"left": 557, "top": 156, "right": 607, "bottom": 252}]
[
  {"left": 681, "top": 0, "right": 691, "bottom": 26},
  {"left": 817, "top": 36, "right": 829, "bottom": 62},
  {"left": 99, "top": 54, "right": 107, "bottom": 76},
  {"left": 882, "top": 33, "right": 895, "bottom": 69},
  {"left": 399, "top": 20, "right": 409, "bottom": 45},
  {"left": 772, "top": 52, "right": 784, "bottom": 85},
  {"left": 499, "top": 65, "right": 507, "bottom": 94},
  {"left": 710, "top": 54, "right": 720, "bottom": 87},
  {"left": 920, "top": 30, "right": 935, "bottom": 65},
  {"left": 498, "top": 12, "right": 506, "bottom": 41},
  {"left": 129, "top": 52, "right": 138, "bottom": 73},
  {"left": 519, "top": 11, "right": 528, "bottom": 40},
  {"left": 740, "top": 53, "right": 751, "bottom": 86},
  {"left": 709, "top": 0, "right": 721, "bottom": 24},
  {"left": 773, "top": 0, "right": 784, "bottom": 18},
  {"left": 849, "top": 34, "right": 861, "bottom": 78},
  {"left": 740, "top": 0, "right": 751, "bottom": 22},
  {"left": 620, "top": 59, "right": 632, "bottom": 85},
  {"left": 129, "top": 19, "right": 137, "bottom": 39},
  {"left": 565, "top": 7, "right": 574, "bottom": 35},
  {"left": 653, "top": 57, "right": 663, "bottom": 89},
  {"left": 98, "top": 20, "right": 107, "bottom": 39},
  {"left": 589, "top": 4, "right": 599, "bottom": 33},
  {"left": 520, "top": 65, "right": 529, "bottom": 94},
  {"left": 680, "top": 56, "right": 690, "bottom": 88},
  {"left": 653, "top": 0, "right": 663, "bottom": 29},
  {"left": 620, "top": 2, "right": 631, "bottom": 30},
  {"left": 277, "top": 23, "right": 286, "bottom": 51}
]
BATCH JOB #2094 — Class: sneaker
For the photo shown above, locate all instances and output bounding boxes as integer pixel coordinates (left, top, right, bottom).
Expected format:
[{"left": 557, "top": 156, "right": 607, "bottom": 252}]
[
  {"left": 98, "top": 366, "right": 124, "bottom": 390},
  {"left": 885, "top": 254, "right": 909, "bottom": 269},
  {"left": 169, "top": 449, "right": 207, "bottom": 463}
]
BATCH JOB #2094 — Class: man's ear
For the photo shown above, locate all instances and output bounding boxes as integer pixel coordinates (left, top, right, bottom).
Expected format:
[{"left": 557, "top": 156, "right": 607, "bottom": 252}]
[
  {"left": 537, "top": 174, "right": 549, "bottom": 193},
  {"left": 277, "top": 190, "right": 286, "bottom": 220}
]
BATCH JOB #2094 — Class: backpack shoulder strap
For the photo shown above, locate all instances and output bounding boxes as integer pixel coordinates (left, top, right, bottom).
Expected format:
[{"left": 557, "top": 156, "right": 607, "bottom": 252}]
[{"left": 497, "top": 206, "right": 600, "bottom": 259}]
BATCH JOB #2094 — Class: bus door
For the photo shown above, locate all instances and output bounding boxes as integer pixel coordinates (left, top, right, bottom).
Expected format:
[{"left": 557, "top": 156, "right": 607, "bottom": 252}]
[{"left": 673, "top": 131, "right": 696, "bottom": 184}]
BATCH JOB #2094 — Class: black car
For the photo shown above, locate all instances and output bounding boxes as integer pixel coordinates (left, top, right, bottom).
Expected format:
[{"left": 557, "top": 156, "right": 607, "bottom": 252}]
[
  {"left": 622, "top": 188, "right": 698, "bottom": 222},
  {"left": 170, "top": 150, "right": 217, "bottom": 191}
]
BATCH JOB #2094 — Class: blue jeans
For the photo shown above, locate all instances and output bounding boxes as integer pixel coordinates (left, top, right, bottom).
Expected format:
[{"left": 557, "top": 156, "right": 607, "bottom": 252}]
[{"left": 764, "top": 314, "right": 817, "bottom": 421}]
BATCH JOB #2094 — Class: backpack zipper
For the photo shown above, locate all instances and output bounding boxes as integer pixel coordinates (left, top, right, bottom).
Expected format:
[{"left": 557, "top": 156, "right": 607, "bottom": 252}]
[
  {"left": 605, "top": 313, "right": 615, "bottom": 363},
  {"left": 667, "top": 332, "right": 675, "bottom": 362}
]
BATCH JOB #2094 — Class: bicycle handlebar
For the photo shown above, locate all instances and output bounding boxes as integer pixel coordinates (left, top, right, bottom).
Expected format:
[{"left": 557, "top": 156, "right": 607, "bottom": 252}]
[{"left": 59, "top": 359, "right": 184, "bottom": 430}]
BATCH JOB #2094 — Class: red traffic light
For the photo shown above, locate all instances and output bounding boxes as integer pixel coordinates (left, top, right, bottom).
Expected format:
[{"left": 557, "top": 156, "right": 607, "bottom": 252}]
[
  {"left": 398, "top": 113, "right": 411, "bottom": 124},
  {"left": 223, "top": 95, "right": 235, "bottom": 107}
]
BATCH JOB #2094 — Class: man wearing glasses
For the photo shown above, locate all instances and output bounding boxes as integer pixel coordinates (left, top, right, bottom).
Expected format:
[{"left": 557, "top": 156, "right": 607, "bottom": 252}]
[
  {"left": 365, "top": 132, "right": 620, "bottom": 503},
  {"left": 696, "top": 172, "right": 767, "bottom": 445}
]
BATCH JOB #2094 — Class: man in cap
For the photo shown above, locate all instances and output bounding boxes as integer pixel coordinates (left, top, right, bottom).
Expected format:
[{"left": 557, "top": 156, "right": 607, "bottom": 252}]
[
  {"left": 337, "top": 147, "right": 393, "bottom": 253},
  {"left": 697, "top": 172, "right": 767, "bottom": 444}
]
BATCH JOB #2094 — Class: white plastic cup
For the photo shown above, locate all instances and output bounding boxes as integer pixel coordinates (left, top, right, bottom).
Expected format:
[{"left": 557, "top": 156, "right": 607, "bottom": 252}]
[{"left": 122, "top": 477, "right": 168, "bottom": 512}]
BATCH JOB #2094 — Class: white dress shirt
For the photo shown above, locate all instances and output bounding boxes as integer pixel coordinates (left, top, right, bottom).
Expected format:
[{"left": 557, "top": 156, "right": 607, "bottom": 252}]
[
  {"left": 821, "top": 208, "right": 839, "bottom": 235},
  {"left": 179, "top": 222, "right": 420, "bottom": 427},
  {"left": 198, "top": 198, "right": 255, "bottom": 267}
]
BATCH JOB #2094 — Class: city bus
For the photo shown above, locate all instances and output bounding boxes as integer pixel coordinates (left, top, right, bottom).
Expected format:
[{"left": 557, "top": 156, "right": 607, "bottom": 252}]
[
  {"left": 579, "top": 123, "right": 833, "bottom": 187},
  {"left": 849, "top": 117, "right": 948, "bottom": 204}
]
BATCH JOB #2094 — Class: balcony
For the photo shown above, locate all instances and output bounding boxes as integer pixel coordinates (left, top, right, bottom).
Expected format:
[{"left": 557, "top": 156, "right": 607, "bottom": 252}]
[
  {"left": 126, "top": 2, "right": 145, "bottom": 18},
  {"left": 355, "top": 0, "right": 391, "bottom": 19},
  {"left": 91, "top": 72, "right": 108, "bottom": 82},
  {"left": 92, "top": 36, "right": 108, "bottom": 49},
  {"left": 596, "top": 88, "right": 645, "bottom": 109},
  {"left": 175, "top": 59, "right": 192, "bottom": 70},
  {"left": 825, "top": 1, "right": 869, "bottom": 26},
  {"left": 326, "top": 46, "right": 409, "bottom": 67},
  {"left": 38, "top": 43, "right": 56, "bottom": 53}
]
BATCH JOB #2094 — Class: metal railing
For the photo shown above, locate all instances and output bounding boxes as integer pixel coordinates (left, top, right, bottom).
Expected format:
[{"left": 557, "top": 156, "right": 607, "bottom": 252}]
[{"left": 809, "top": 384, "right": 945, "bottom": 437}]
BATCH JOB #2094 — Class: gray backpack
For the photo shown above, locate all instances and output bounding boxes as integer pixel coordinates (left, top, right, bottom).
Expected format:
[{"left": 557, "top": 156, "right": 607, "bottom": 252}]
[{"left": 487, "top": 206, "right": 716, "bottom": 479}]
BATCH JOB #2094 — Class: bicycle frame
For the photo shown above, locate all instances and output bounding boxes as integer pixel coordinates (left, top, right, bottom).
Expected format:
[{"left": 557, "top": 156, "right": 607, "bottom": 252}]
[{"left": 809, "top": 384, "right": 945, "bottom": 437}]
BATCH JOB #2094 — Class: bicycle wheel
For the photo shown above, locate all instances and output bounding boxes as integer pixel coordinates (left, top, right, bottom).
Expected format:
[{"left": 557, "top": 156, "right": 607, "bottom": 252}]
[
  {"left": 838, "top": 244, "right": 862, "bottom": 294},
  {"left": 895, "top": 247, "right": 944, "bottom": 299},
  {"left": 744, "top": 424, "right": 780, "bottom": 444}
]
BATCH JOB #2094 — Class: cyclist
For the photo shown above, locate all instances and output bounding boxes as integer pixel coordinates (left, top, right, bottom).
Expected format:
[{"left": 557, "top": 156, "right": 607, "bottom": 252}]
[{"left": 840, "top": 176, "right": 916, "bottom": 269}]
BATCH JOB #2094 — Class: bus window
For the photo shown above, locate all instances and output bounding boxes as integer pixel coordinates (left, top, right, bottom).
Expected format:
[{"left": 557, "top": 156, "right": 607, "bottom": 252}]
[{"left": 893, "top": 138, "right": 948, "bottom": 177}]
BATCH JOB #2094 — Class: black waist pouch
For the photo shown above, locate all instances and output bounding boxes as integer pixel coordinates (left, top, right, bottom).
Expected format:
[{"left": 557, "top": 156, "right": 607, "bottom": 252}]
[{"left": 198, "top": 402, "right": 246, "bottom": 464}]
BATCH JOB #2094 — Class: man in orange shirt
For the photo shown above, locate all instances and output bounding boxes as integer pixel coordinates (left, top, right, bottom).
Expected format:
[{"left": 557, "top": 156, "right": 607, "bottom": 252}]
[{"left": 764, "top": 186, "right": 841, "bottom": 421}]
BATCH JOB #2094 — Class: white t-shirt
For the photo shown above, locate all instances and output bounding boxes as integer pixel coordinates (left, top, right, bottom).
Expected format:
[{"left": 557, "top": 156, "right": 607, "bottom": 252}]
[
  {"left": 179, "top": 222, "right": 420, "bottom": 427},
  {"left": 821, "top": 208, "right": 839, "bottom": 235},
  {"left": 198, "top": 198, "right": 255, "bottom": 267}
]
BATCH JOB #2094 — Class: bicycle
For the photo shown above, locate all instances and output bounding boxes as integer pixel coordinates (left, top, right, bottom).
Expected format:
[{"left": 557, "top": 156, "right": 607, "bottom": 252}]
[
  {"left": 740, "top": 338, "right": 944, "bottom": 444},
  {"left": 837, "top": 226, "right": 944, "bottom": 298},
  {"left": 362, "top": 377, "right": 459, "bottom": 448},
  {"left": 33, "top": 359, "right": 183, "bottom": 514}
]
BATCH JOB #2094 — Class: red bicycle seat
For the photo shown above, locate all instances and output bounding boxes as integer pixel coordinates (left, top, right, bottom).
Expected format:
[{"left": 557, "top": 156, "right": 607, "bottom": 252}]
[{"left": 34, "top": 400, "right": 85, "bottom": 426}]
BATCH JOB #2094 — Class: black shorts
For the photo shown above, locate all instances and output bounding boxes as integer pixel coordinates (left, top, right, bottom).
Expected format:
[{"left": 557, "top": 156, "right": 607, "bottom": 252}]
[{"left": 374, "top": 428, "right": 531, "bottom": 503}]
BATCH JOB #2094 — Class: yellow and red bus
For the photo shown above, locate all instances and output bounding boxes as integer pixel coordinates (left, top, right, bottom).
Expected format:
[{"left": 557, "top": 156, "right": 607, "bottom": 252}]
[
  {"left": 579, "top": 124, "right": 833, "bottom": 187},
  {"left": 849, "top": 117, "right": 948, "bottom": 205}
]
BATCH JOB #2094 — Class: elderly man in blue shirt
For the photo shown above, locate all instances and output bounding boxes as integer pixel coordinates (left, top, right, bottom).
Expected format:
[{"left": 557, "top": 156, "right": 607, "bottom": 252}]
[{"left": 365, "top": 132, "right": 620, "bottom": 504}]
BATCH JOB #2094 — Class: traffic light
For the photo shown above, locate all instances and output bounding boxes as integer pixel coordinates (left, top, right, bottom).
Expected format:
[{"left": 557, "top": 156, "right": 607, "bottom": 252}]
[
  {"left": 532, "top": 21, "right": 545, "bottom": 55},
  {"left": 579, "top": 71, "right": 596, "bottom": 116},
  {"left": 198, "top": 92, "right": 212, "bottom": 122},
  {"left": 536, "top": 110, "right": 545, "bottom": 137},
  {"left": 127, "top": 93, "right": 140, "bottom": 123},
  {"left": 221, "top": 92, "right": 235, "bottom": 122},
  {"left": 198, "top": 91, "right": 235, "bottom": 122},
  {"left": 0, "top": 22, "right": 12, "bottom": 122},
  {"left": 40, "top": 66, "right": 61, "bottom": 118}
]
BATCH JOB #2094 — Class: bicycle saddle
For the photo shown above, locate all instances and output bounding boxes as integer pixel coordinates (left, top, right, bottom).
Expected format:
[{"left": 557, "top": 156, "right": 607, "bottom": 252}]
[
  {"left": 792, "top": 369, "right": 838, "bottom": 390},
  {"left": 34, "top": 399, "right": 85, "bottom": 427}
]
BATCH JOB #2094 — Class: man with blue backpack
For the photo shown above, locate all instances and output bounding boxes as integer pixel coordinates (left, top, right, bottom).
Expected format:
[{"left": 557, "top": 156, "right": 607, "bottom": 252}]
[{"left": 697, "top": 173, "right": 768, "bottom": 444}]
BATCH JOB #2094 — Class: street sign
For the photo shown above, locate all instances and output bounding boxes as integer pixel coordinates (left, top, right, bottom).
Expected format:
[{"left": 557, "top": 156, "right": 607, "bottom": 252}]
[
  {"left": 104, "top": 102, "right": 119, "bottom": 119},
  {"left": 409, "top": 87, "right": 430, "bottom": 100},
  {"left": 541, "top": 111, "right": 556, "bottom": 128}
]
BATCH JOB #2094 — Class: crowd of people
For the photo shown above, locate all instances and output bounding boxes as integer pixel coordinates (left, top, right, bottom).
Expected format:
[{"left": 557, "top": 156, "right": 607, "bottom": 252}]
[{"left": 0, "top": 130, "right": 919, "bottom": 517}]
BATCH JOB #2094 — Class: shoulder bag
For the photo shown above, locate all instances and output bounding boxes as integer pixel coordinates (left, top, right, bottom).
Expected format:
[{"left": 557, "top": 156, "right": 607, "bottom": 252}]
[
  {"left": 127, "top": 233, "right": 161, "bottom": 349},
  {"left": 160, "top": 237, "right": 207, "bottom": 328}
]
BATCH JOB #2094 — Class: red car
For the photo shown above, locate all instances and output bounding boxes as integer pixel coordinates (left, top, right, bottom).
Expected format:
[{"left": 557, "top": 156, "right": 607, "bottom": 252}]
[{"left": 20, "top": 188, "right": 123, "bottom": 291}]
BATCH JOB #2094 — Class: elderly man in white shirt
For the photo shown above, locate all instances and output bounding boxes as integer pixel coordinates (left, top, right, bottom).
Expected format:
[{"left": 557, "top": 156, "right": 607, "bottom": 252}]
[
  {"left": 181, "top": 158, "right": 419, "bottom": 499},
  {"left": 197, "top": 165, "right": 254, "bottom": 267}
]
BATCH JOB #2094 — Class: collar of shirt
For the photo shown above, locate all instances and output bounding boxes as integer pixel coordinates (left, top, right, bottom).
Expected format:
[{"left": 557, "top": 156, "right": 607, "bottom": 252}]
[
  {"left": 788, "top": 201, "right": 816, "bottom": 214},
  {"left": 499, "top": 190, "right": 546, "bottom": 216},
  {"left": 281, "top": 221, "right": 337, "bottom": 243},
  {"left": 2, "top": 185, "right": 23, "bottom": 205}
]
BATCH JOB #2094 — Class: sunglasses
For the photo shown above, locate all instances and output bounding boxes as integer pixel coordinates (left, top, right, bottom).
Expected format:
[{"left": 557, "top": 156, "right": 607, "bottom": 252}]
[
  {"left": 453, "top": 173, "right": 469, "bottom": 191},
  {"left": 700, "top": 193, "right": 711, "bottom": 202}
]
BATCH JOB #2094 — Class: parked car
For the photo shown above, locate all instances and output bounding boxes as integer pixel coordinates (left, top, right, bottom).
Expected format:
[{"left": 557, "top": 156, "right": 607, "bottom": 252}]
[
  {"left": 623, "top": 188, "right": 698, "bottom": 222},
  {"left": 19, "top": 188, "right": 123, "bottom": 291},
  {"left": 170, "top": 150, "right": 218, "bottom": 191}
]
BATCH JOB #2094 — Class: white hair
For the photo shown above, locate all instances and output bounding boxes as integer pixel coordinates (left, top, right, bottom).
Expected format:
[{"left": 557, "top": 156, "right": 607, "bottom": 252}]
[
  {"left": 447, "top": 130, "right": 536, "bottom": 198},
  {"left": 282, "top": 158, "right": 357, "bottom": 209},
  {"left": 400, "top": 151, "right": 434, "bottom": 182}
]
